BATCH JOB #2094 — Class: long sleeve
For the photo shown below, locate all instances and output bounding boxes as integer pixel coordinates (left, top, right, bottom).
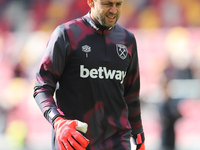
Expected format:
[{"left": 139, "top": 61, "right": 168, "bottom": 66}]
[
  {"left": 33, "top": 25, "right": 70, "bottom": 124},
  {"left": 124, "top": 36, "right": 143, "bottom": 135}
]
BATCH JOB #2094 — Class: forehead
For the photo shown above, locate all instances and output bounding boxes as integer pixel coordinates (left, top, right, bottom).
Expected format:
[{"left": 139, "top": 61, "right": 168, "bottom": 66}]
[{"left": 97, "top": 0, "right": 124, "bottom": 3}]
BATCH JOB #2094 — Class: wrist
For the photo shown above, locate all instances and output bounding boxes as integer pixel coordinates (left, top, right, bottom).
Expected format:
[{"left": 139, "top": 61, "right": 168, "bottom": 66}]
[
  {"left": 133, "top": 132, "right": 145, "bottom": 145},
  {"left": 48, "top": 108, "right": 65, "bottom": 125},
  {"left": 133, "top": 132, "right": 145, "bottom": 150}
]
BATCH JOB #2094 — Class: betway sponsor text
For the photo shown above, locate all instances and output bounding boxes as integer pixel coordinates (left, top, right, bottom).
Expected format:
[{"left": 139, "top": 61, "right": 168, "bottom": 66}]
[{"left": 80, "top": 65, "right": 126, "bottom": 84}]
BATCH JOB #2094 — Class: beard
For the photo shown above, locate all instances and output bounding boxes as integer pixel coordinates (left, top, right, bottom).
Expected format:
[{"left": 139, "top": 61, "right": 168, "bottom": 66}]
[{"left": 96, "top": 13, "right": 118, "bottom": 28}]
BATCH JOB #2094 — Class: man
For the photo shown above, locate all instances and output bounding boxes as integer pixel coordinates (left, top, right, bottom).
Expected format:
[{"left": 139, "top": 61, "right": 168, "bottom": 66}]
[{"left": 33, "top": 0, "right": 145, "bottom": 150}]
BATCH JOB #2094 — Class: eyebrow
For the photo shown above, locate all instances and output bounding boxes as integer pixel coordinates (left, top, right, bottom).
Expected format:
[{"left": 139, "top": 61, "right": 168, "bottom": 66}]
[
  {"left": 101, "top": 0, "right": 123, "bottom": 3},
  {"left": 101, "top": 1, "right": 123, "bottom": 5}
]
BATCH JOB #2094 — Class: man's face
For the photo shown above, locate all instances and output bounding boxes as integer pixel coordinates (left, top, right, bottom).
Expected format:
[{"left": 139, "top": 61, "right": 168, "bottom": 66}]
[{"left": 90, "top": 0, "right": 124, "bottom": 28}]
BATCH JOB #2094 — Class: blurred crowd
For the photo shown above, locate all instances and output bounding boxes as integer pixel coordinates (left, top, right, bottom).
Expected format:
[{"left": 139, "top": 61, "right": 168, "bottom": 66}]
[
  {"left": 0, "top": 0, "right": 200, "bottom": 150},
  {"left": 133, "top": 27, "right": 200, "bottom": 150},
  {"left": 0, "top": 0, "right": 200, "bottom": 32}
]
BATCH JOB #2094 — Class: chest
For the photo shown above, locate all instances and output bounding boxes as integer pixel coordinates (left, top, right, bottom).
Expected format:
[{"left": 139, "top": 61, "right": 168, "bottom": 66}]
[{"left": 68, "top": 32, "right": 131, "bottom": 71}]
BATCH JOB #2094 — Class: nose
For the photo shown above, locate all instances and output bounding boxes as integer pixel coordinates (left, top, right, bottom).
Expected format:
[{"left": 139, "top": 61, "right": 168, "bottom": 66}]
[{"left": 109, "top": 5, "right": 117, "bottom": 14}]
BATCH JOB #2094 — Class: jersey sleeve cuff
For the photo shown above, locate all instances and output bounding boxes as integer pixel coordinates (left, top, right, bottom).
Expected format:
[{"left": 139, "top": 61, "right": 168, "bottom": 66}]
[
  {"left": 132, "top": 132, "right": 145, "bottom": 144},
  {"left": 48, "top": 108, "right": 65, "bottom": 125}
]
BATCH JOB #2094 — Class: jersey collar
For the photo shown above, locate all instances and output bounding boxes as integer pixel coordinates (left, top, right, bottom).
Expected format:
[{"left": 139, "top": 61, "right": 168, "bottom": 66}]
[{"left": 82, "top": 11, "right": 114, "bottom": 34}]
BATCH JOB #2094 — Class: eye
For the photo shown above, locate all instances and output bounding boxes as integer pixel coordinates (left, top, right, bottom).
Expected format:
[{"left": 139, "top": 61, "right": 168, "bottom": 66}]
[
  {"left": 102, "top": 2, "right": 112, "bottom": 6},
  {"left": 116, "top": 2, "right": 122, "bottom": 7}
]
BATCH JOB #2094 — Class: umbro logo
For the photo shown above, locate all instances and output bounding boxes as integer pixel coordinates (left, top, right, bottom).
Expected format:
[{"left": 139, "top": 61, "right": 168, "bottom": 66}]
[
  {"left": 116, "top": 44, "right": 128, "bottom": 60},
  {"left": 82, "top": 45, "right": 91, "bottom": 57}
]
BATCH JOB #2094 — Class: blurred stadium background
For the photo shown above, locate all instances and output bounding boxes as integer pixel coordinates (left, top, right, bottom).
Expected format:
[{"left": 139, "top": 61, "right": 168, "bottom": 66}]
[{"left": 0, "top": 0, "right": 200, "bottom": 150}]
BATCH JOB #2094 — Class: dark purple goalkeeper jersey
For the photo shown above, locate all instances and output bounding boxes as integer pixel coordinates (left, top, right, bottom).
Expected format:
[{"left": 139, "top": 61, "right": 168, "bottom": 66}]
[{"left": 33, "top": 12, "right": 143, "bottom": 150}]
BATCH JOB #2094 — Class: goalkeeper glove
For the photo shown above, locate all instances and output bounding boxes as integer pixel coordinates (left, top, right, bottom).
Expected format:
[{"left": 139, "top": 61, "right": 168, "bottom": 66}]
[
  {"left": 133, "top": 132, "right": 145, "bottom": 150},
  {"left": 53, "top": 117, "right": 90, "bottom": 150}
]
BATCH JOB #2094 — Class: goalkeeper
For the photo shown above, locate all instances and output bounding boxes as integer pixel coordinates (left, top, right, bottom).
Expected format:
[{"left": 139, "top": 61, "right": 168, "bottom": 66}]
[{"left": 33, "top": 0, "right": 145, "bottom": 149}]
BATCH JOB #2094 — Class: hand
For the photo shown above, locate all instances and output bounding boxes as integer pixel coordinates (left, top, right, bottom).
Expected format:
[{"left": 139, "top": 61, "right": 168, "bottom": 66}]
[{"left": 54, "top": 117, "right": 90, "bottom": 150}]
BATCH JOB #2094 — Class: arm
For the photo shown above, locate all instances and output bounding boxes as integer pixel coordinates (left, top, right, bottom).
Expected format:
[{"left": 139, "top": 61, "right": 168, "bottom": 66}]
[
  {"left": 124, "top": 36, "right": 145, "bottom": 150},
  {"left": 33, "top": 25, "right": 69, "bottom": 124},
  {"left": 33, "top": 25, "right": 89, "bottom": 150}
]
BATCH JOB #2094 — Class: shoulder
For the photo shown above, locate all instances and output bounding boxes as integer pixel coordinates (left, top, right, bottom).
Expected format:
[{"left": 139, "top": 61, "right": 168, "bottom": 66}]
[
  {"left": 114, "top": 24, "right": 136, "bottom": 42},
  {"left": 52, "top": 17, "right": 84, "bottom": 32},
  {"left": 55, "top": 17, "right": 88, "bottom": 39},
  {"left": 51, "top": 17, "right": 85, "bottom": 40},
  {"left": 114, "top": 24, "right": 137, "bottom": 45},
  {"left": 61, "top": 17, "right": 85, "bottom": 31},
  {"left": 115, "top": 24, "right": 135, "bottom": 36}
]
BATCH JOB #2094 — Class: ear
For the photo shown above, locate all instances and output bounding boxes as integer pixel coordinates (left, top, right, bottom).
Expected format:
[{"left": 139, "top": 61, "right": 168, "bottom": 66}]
[{"left": 87, "top": 0, "right": 94, "bottom": 8}]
